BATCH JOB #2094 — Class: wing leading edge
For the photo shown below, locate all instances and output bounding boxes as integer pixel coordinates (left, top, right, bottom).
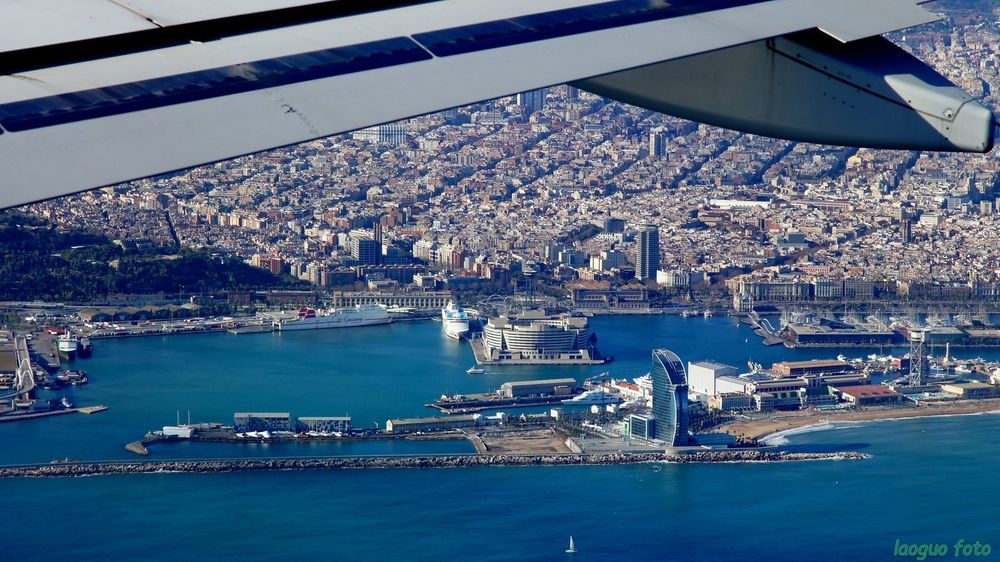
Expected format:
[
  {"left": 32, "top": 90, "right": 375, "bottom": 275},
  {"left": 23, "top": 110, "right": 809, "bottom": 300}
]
[{"left": 0, "top": 0, "right": 994, "bottom": 209}]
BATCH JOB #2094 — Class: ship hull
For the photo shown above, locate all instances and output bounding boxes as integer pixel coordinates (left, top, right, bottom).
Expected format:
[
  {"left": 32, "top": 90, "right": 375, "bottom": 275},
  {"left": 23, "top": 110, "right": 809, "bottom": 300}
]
[
  {"left": 444, "top": 320, "right": 470, "bottom": 340},
  {"left": 276, "top": 317, "right": 392, "bottom": 331}
]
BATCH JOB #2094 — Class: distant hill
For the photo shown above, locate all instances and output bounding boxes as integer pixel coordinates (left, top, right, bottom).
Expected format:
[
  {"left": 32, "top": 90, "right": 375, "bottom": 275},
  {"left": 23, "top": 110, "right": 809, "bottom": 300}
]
[{"left": 0, "top": 213, "right": 307, "bottom": 301}]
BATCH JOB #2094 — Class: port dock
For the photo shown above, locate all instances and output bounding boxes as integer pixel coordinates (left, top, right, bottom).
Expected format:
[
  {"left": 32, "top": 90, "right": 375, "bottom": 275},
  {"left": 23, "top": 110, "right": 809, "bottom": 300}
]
[
  {"left": 427, "top": 393, "right": 580, "bottom": 413},
  {"left": 0, "top": 405, "right": 108, "bottom": 423}
]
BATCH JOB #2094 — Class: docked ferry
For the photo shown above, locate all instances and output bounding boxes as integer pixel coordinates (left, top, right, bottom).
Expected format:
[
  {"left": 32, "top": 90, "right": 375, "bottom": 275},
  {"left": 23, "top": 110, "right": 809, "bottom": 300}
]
[
  {"left": 271, "top": 305, "right": 391, "bottom": 331},
  {"left": 57, "top": 333, "right": 79, "bottom": 359},
  {"left": 441, "top": 301, "right": 471, "bottom": 340}
]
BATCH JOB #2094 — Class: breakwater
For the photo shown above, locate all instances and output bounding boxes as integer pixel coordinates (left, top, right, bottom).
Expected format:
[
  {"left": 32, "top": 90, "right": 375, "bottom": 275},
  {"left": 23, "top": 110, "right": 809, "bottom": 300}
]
[{"left": 0, "top": 450, "right": 868, "bottom": 478}]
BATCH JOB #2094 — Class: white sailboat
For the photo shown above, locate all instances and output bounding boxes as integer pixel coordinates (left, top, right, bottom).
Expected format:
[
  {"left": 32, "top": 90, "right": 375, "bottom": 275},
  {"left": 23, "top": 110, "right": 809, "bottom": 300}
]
[{"left": 566, "top": 536, "right": 576, "bottom": 554}]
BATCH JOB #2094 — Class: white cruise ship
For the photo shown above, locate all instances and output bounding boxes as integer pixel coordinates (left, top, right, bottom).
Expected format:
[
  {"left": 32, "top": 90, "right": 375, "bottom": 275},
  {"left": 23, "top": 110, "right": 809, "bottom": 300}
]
[
  {"left": 271, "top": 304, "right": 391, "bottom": 331},
  {"left": 441, "top": 301, "right": 471, "bottom": 340}
]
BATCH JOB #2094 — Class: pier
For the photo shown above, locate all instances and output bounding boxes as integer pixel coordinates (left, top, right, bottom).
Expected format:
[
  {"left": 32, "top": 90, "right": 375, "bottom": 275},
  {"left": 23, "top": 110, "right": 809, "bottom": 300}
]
[
  {"left": 746, "top": 310, "right": 784, "bottom": 346},
  {"left": 0, "top": 405, "right": 108, "bottom": 424}
]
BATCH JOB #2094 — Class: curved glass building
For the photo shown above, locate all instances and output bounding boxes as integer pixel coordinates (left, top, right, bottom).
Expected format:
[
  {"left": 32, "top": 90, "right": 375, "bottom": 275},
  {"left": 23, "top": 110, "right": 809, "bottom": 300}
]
[
  {"left": 651, "top": 349, "right": 689, "bottom": 446},
  {"left": 480, "top": 310, "right": 602, "bottom": 364}
]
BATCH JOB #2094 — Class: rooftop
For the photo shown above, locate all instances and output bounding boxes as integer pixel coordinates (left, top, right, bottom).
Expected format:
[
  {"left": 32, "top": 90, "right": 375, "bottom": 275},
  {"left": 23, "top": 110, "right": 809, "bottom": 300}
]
[
  {"left": 501, "top": 378, "right": 578, "bottom": 388},
  {"left": 774, "top": 359, "right": 849, "bottom": 369},
  {"left": 835, "top": 384, "right": 900, "bottom": 398},
  {"left": 689, "top": 360, "right": 737, "bottom": 371}
]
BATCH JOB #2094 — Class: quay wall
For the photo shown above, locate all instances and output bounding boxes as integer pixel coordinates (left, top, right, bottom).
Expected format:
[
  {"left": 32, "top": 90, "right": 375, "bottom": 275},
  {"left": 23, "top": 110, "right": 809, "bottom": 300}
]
[{"left": 0, "top": 450, "right": 868, "bottom": 478}]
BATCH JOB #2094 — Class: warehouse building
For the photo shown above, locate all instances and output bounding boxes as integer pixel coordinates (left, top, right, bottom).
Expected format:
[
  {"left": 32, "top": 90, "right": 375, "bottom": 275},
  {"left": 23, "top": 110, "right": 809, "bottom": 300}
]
[
  {"left": 772, "top": 359, "right": 853, "bottom": 378},
  {"left": 835, "top": 385, "right": 902, "bottom": 406},
  {"left": 940, "top": 383, "right": 1000, "bottom": 400},
  {"left": 499, "top": 378, "right": 577, "bottom": 398},
  {"left": 385, "top": 414, "right": 480, "bottom": 433}
]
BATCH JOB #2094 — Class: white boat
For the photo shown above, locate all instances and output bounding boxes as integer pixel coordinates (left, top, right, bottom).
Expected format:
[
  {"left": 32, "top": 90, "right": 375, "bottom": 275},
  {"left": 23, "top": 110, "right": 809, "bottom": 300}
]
[
  {"left": 566, "top": 536, "right": 576, "bottom": 554},
  {"left": 441, "top": 301, "right": 471, "bottom": 340},
  {"left": 466, "top": 366, "right": 485, "bottom": 374},
  {"left": 562, "top": 388, "right": 622, "bottom": 405},
  {"left": 271, "top": 304, "right": 391, "bottom": 331}
]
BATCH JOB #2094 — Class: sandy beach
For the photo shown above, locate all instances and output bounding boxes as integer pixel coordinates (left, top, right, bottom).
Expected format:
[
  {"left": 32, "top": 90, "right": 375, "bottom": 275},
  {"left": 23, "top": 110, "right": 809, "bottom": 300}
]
[{"left": 720, "top": 399, "right": 1000, "bottom": 442}]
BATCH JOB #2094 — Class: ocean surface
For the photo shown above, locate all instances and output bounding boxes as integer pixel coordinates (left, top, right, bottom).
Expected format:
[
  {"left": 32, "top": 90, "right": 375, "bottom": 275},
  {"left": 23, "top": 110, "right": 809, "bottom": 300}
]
[{"left": 1, "top": 315, "right": 998, "bottom": 560}]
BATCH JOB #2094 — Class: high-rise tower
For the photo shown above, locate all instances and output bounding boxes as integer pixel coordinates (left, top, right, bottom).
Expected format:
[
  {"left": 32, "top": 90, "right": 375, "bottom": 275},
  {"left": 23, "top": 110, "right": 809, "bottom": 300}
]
[
  {"left": 636, "top": 223, "right": 660, "bottom": 281},
  {"left": 909, "top": 329, "right": 929, "bottom": 386},
  {"left": 650, "top": 349, "right": 689, "bottom": 447}
]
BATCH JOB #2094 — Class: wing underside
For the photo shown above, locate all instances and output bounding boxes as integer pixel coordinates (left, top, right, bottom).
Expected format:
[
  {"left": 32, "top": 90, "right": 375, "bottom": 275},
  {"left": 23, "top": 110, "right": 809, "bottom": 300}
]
[{"left": 0, "top": 0, "right": 993, "bottom": 209}]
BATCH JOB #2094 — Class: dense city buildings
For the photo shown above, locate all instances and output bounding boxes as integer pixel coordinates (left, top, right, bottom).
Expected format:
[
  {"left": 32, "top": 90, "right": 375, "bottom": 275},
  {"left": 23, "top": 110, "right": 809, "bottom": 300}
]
[{"left": 13, "top": 5, "right": 999, "bottom": 311}]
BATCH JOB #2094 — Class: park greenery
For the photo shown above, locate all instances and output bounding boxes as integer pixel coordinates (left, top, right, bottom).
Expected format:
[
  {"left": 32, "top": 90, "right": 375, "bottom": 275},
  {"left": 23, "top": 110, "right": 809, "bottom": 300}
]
[{"left": 0, "top": 213, "right": 306, "bottom": 301}]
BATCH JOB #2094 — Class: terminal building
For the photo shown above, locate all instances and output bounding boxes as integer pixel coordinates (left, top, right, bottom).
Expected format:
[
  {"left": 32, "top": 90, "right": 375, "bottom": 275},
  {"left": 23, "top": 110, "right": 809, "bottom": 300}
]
[
  {"left": 480, "top": 310, "right": 604, "bottom": 365},
  {"left": 333, "top": 291, "right": 452, "bottom": 309},
  {"left": 234, "top": 412, "right": 291, "bottom": 432},
  {"left": 296, "top": 416, "right": 352, "bottom": 433}
]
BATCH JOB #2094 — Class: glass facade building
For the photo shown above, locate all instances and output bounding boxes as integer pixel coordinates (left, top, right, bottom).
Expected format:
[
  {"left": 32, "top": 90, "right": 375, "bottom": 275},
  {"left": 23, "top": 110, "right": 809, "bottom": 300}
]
[
  {"left": 636, "top": 224, "right": 659, "bottom": 280},
  {"left": 651, "top": 349, "right": 689, "bottom": 446},
  {"left": 629, "top": 413, "right": 656, "bottom": 440}
]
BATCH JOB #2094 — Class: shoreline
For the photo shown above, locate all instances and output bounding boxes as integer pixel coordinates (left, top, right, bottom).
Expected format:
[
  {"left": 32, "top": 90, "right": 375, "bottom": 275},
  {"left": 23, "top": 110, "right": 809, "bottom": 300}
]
[{"left": 721, "top": 399, "right": 1000, "bottom": 442}]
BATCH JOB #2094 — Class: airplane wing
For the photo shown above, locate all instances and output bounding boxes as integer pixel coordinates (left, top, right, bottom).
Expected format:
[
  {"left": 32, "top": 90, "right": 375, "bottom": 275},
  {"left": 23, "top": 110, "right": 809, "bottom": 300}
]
[{"left": 0, "top": 0, "right": 995, "bottom": 209}]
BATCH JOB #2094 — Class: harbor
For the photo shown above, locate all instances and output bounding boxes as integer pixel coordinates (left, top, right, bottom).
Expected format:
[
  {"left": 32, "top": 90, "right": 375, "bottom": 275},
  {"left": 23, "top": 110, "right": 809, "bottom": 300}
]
[
  {"left": 6, "top": 313, "right": 1000, "bottom": 462},
  {"left": 2, "top": 305, "right": 1000, "bottom": 561}
]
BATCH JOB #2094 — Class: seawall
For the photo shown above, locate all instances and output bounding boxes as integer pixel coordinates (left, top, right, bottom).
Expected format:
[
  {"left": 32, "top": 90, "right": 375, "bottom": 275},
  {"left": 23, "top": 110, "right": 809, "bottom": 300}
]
[{"left": 0, "top": 450, "right": 868, "bottom": 478}]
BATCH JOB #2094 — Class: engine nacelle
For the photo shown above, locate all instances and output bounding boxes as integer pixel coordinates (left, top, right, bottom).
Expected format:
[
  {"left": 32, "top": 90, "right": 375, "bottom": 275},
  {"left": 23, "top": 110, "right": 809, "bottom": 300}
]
[{"left": 575, "top": 30, "right": 995, "bottom": 153}]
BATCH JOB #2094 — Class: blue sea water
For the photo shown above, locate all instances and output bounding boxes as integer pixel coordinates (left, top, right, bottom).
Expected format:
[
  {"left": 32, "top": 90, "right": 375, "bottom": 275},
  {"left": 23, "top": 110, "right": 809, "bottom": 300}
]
[{"left": 1, "top": 316, "right": 998, "bottom": 560}]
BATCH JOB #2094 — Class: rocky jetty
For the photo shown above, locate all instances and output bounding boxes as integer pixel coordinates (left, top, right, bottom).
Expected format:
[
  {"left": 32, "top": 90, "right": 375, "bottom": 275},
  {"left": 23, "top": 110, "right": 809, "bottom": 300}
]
[{"left": 0, "top": 450, "right": 868, "bottom": 478}]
